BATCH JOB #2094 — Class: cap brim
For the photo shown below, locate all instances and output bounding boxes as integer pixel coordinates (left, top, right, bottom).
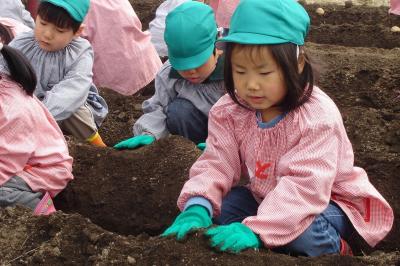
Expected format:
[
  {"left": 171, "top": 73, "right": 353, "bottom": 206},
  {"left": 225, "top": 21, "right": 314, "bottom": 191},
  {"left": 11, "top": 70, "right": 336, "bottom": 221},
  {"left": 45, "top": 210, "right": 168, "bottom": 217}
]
[
  {"left": 218, "top": 32, "right": 301, "bottom": 45},
  {"left": 169, "top": 42, "right": 215, "bottom": 71}
]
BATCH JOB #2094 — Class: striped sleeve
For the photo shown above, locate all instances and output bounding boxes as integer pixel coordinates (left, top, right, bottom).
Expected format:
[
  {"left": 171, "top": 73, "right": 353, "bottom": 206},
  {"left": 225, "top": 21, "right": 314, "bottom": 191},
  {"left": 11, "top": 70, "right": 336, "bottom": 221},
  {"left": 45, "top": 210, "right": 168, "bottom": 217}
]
[{"left": 177, "top": 103, "right": 242, "bottom": 216}]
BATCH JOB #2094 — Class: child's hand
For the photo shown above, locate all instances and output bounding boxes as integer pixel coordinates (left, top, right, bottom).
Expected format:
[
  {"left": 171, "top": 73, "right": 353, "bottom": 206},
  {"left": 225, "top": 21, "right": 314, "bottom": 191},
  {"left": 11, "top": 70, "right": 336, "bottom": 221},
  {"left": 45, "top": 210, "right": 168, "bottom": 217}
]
[
  {"left": 205, "top": 222, "right": 262, "bottom": 253},
  {"left": 113, "top": 135, "right": 155, "bottom": 150},
  {"left": 161, "top": 205, "right": 212, "bottom": 240},
  {"left": 196, "top": 142, "right": 206, "bottom": 151}
]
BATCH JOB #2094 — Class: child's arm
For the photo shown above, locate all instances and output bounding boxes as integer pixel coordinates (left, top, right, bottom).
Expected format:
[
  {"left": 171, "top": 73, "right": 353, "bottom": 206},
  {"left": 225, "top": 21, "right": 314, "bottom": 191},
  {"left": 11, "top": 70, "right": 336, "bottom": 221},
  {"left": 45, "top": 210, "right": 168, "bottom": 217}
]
[
  {"left": 0, "top": 105, "right": 35, "bottom": 184},
  {"left": 20, "top": 2, "right": 35, "bottom": 29},
  {"left": 177, "top": 99, "right": 242, "bottom": 216},
  {"left": 16, "top": 159, "right": 73, "bottom": 198},
  {"left": 41, "top": 44, "right": 95, "bottom": 121},
  {"left": 133, "top": 62, "right": 178, "bottom": 139}
]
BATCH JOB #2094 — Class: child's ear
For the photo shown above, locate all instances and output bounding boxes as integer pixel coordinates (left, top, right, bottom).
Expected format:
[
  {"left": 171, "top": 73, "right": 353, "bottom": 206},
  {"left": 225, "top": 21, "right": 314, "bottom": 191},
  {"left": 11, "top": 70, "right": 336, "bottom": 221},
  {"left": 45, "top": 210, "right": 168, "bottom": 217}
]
[
  {"left": 215, "top": 48, "right": 223, "bottom": 60},
  {"left": 297, "top": 53, "right": 305, "bottom": 74},
  {"left": 73, "top": 25, "right": 85, "bottom": 38}
]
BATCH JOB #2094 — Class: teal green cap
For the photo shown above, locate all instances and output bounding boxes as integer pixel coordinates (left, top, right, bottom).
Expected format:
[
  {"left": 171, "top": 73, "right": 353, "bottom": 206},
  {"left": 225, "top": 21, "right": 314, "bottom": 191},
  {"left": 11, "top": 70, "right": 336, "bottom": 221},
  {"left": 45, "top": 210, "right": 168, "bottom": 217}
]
[
  {"left": 219, "top": 0, "right": 310, "bottom": 45},
  {"left": 41, "top": 0, "right": 89, "bottom": 22},
  {"left": 164, "top": 1, "right": 217, "bottom": 71}
]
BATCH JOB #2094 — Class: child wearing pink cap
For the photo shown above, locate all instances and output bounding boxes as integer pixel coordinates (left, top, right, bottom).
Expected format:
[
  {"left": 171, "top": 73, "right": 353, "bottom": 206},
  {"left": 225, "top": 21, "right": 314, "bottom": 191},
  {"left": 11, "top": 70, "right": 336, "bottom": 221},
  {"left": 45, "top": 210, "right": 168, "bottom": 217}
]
[
  {"left": 82, "top": 0, "right": 162, "bottom": 96},
  {"left": 390, "top": 0, "right": 400, "bottom": 15}
]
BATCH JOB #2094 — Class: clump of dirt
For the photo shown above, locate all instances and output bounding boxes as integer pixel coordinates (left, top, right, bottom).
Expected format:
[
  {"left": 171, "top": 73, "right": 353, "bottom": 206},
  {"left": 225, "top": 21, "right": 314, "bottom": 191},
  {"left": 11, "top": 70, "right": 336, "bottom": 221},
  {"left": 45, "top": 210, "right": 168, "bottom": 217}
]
[
  {"left": 0, "top": 207, "right": 399, "bottom": 265},
  {"left": 305, "top": 4, "right": 400, "bottom": 48},
  {"left": 55, "top": 135, "right": 201, "bottom": 236},
  {"left": 1, "top": 2, "right": 400, "bottom": 265}
]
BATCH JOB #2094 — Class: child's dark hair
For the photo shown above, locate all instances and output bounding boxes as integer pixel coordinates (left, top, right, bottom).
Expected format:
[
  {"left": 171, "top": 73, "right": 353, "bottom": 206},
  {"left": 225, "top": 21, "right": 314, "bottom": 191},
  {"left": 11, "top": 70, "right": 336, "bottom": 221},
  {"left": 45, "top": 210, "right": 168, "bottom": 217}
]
[
  {"left": 37, "top": 2, "right": 81, "bottom": 33},
  {"left": 0, "top": 23, "right": 14, "bottom": 45},
  {"left": 1, "top": 44, "right": 37, "bottom": 95},
  {"left": 224, "top": 43, "right": 316, "bottom": 112}
]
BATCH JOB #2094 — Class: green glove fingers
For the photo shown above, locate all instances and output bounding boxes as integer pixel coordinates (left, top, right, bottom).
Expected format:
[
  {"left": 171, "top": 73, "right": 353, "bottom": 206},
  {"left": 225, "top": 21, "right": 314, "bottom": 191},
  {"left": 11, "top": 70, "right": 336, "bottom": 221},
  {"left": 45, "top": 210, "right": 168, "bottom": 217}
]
[
  {"left": 175, "top": 223, "right": 194, "bottom": 241},
  {"left": 161, "top": 205, "right": 212, "bottom": 241},
  {"left": 205, "top": 222, "right": 262, "bottom": 253},
  {"left": 113, "top": 135, "right": 155, "bottom": 150},
  {"left": 196, "top": 142, "right": 206, "bottom": 151}
]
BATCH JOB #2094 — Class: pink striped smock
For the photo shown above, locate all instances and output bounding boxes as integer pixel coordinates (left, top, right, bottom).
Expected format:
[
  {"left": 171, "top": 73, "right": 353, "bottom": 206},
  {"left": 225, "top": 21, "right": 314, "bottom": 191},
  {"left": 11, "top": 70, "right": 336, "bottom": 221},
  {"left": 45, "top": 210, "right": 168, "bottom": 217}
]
[
  {"left": 82, "top": 0, "right": 162, "bottom": 95},
  {"left": 177, "top": 87, "right": 393, "bottom": 248},
  {"left": 209, "top": 0, "right": 240, "bottom": 28},
  {"left": 0, "top": 74, "right": 73, "bottom": 197}
]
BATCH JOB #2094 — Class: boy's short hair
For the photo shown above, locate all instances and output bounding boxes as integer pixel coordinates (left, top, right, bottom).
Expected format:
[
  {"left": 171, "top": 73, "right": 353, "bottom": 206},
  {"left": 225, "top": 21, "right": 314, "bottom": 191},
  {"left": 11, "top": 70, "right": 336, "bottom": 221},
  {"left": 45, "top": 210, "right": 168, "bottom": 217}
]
[
  {"left": 41, "top": 0, "right": 89, "bottom": 23},
  {"left": 164, "top": 1, "right": 217, "bottom": 71},
  {"left": 37, "top": 2, "right": 82, "bottom": 33}
]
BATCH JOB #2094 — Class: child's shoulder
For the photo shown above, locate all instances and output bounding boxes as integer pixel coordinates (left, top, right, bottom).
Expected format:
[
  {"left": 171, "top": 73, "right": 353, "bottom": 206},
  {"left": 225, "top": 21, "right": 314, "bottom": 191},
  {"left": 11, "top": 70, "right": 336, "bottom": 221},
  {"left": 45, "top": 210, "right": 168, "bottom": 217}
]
[
  {"left": 0, "top": 76, "right": 34, "bottom": 122},
  {"left": 157, "top": 60, "right": 174, "bottom": 76},
  {"left": 210, "top": 94, "right": 249, "bottom": 117},
  {"left": 297, "top": 87, "right": 343, "bottom": 126},
  {"left": 69, "top": 36, "right": 93, "bottom": 53}
]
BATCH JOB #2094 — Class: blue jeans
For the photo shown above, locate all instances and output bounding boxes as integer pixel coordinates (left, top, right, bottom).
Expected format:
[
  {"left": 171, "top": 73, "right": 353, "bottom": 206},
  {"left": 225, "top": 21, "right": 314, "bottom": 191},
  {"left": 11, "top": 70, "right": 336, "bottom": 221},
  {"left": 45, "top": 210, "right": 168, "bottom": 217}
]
[
  {"left": 214, "top": 186, "right": 356, "bottom": 256},
  {"left": 166, "top": 98, "right": 208, "bottom": 144}
]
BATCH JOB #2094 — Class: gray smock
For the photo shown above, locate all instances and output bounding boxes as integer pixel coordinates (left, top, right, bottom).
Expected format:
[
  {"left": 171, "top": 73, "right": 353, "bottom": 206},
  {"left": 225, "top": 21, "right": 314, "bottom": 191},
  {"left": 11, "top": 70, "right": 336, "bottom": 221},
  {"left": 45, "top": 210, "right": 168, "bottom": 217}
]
[
  {"left": 133, "top": 59, "right": 225, "bottom": 139},
  {"left": 0, "top": 0, "right": 35, "bottom": 29},
  {"left": 9, "top": 31, "right": 108, "bottom": 126}
]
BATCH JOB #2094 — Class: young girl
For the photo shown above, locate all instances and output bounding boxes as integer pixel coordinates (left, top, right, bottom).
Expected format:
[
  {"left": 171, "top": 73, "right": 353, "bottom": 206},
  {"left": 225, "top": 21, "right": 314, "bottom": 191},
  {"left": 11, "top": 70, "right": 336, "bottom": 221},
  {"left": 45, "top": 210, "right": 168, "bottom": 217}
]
[
  {"left": 81, "top": 0, "right": 162, "bottom": 96},
  {"left": 0, "top": 43, "right": 73, "bottom": 215},
  {"left": 162, "top": 0, "right": 394, "bottom": 256},
  {"left": 9, "top": 0, "right": 109, "bottom": 147}
]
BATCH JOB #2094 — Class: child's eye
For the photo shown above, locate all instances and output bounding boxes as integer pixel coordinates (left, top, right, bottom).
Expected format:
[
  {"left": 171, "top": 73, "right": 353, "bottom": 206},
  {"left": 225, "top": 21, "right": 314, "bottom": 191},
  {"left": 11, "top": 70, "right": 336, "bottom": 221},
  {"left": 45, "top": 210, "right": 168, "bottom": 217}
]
[
  {"left": 40, "top": 21, "right": 47, "bottom": 26},
  {"left": 259, "top": 71, "right": 272, "bottom": 75},
  {"left": 234, "top": 70, "right": 245, "bottom": 74},
  {"left": 56, "top": 29, "right": 67, "bottom": 33}
]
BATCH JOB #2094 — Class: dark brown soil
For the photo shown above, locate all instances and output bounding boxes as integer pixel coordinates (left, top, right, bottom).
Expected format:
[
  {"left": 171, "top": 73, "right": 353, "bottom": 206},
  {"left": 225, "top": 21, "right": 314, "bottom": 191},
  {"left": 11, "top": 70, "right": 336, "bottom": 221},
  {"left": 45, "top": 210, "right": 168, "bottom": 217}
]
[
  {"left": 304, "top": 4, "right": 400, "bottom": 49},
  {"left": 1, "top": 2, "right": 400, "bottom": 265}
]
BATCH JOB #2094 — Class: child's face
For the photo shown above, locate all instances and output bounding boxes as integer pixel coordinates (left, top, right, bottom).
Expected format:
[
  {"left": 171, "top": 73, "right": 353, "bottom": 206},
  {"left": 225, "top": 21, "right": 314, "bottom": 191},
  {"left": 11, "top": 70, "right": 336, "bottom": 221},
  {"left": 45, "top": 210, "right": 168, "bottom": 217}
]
[
  {"left": 178, "top": 49, "right": 223, "bottom": 84},
  {"left": 34, "top": 15, "right": 80, "bottom": 52},
  {"left": 231, "top": 45, "right": 287, "bottom": 122}
]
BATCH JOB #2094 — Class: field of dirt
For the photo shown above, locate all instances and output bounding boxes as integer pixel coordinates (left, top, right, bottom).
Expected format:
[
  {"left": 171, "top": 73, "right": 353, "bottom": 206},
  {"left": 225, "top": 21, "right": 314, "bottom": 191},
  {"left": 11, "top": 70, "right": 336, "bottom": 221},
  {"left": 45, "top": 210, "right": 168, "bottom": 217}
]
[{"left": 1, "top": 1, "right": 400, "bottom": 265}]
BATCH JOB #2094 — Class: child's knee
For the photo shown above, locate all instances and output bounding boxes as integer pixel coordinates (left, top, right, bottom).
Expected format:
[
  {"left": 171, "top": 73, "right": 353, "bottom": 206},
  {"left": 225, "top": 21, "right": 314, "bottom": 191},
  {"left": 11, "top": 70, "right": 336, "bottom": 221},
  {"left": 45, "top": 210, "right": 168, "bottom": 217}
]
[{"left": 276, "top": 216, "right": 340, "bottom": 256}]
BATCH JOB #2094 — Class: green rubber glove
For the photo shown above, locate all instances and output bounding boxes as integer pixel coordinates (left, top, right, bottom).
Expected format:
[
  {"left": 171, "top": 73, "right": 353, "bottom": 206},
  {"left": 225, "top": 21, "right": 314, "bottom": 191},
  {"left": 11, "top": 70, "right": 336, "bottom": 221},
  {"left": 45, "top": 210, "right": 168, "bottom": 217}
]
[
  {"left": 197, "top": 142, "right": 206, "bottom": 151},
  {"left": 113, "top": 135, "right": 155, "bottom": 150},
  {"left": 161, "top": 205, "right": 212, "bottom": 240},
  {"left": 205, "top": 222, "right": 262, "bottom": 253}
]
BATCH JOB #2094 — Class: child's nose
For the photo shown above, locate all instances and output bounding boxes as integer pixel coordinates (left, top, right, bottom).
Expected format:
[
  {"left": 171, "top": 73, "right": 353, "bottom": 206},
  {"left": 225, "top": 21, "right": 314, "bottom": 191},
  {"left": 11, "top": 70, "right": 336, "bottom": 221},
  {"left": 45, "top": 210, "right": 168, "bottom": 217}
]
[
  {"left": 246, "top": 79, "right": 260, "bottom": 91},
  {"left": 43, "top": 29, "right": 53, "bottom": 39}
]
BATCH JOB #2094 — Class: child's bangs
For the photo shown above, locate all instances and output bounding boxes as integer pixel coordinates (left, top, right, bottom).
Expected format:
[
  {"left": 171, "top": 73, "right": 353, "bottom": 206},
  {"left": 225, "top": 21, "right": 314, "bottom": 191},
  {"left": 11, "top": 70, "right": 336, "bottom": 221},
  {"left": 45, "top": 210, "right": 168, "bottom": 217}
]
[
  {"left": 232, "top": 44, "right": 270, "bottom": 65},
  {"left": 38, "top": 2, "right": 80, "bottom": 32}
]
